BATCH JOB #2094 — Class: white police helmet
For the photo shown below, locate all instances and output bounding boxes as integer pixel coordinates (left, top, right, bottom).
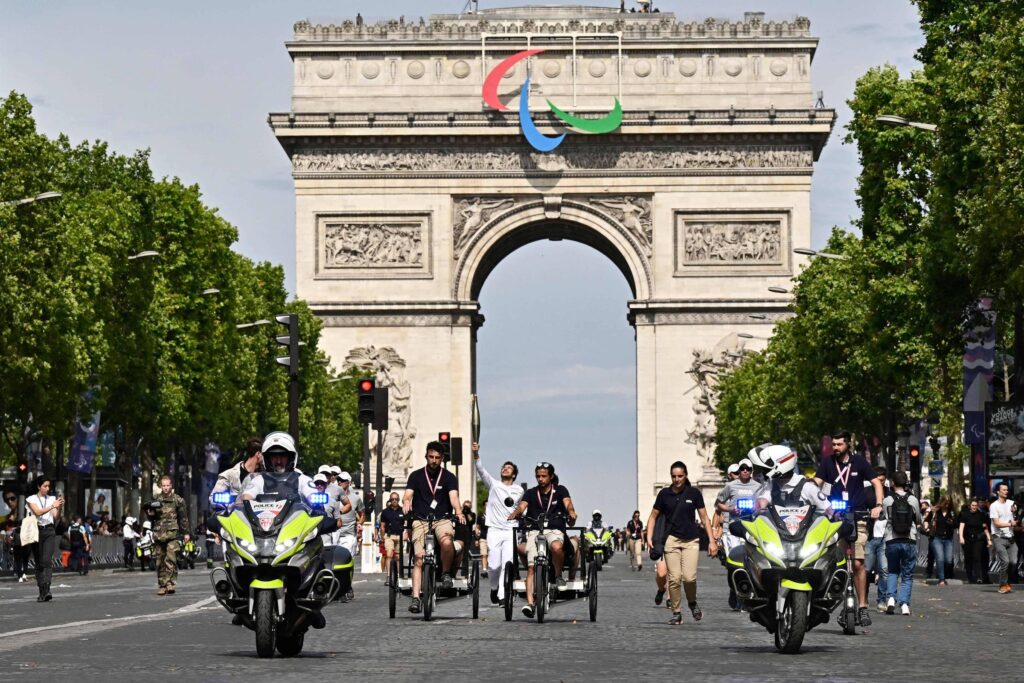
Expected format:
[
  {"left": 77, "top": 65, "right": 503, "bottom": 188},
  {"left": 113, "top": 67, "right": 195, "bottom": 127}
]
[
  {"left": 262, "top": 431, "right": 298, "bottom": 472},
  {"left": 142, "top": 520, "right": 152, "bottom": 530},
  {"left": 748, "top": 443, "right": 798, "bottom": 480}
]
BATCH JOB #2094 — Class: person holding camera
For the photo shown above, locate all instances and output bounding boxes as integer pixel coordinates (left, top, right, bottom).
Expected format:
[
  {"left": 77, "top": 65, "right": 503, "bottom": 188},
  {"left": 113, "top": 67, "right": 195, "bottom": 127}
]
[
  {"left": 151, "top": 475, "right": 191, "bottom": 595},
  {"left": 26, "top": 476, "right": 64, "bottom": 602}
]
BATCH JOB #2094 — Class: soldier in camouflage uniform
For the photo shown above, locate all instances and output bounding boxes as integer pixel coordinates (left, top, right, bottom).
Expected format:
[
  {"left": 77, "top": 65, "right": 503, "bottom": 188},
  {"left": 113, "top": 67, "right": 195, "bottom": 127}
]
[{"left": 152, "top": 475, "right": 191, "bottom": 595}]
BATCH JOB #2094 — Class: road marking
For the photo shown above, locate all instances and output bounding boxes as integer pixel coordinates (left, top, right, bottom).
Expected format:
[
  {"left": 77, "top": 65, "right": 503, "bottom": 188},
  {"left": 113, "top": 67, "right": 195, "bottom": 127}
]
[{"left": 0, "top": 596, "right": 217, "bottom": 651}]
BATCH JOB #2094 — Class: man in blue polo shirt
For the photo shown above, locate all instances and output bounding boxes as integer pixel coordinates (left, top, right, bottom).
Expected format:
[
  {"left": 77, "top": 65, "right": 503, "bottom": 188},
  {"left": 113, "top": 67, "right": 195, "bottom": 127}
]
[{"left": 814, "top": 430, "right": 884, "bottom": 627}]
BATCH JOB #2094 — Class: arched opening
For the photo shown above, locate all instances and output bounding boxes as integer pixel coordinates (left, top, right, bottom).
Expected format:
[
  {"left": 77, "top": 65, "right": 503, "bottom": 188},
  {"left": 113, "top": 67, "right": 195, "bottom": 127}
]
[{"left": 472, "top": 227, "right": 639, "bottom": 526}]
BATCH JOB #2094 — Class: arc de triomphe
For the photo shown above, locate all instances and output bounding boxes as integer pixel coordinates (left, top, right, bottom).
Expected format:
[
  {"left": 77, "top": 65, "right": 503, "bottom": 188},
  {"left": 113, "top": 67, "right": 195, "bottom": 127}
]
[{"left": 270, "top": 5, "right": 833, "bottom": 510}]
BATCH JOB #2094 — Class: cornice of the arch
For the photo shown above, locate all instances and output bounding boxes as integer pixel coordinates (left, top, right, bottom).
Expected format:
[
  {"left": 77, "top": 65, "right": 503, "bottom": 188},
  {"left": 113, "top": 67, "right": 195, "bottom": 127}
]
[{"left": 452, "top": 196, "right": 653, "bottom": 301}]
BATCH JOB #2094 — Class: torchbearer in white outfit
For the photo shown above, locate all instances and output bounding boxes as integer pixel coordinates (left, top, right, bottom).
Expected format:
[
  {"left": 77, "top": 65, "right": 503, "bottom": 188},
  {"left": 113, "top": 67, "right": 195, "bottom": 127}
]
[{"left": 473, "top": 442, "right": 524, "bottom": 606}]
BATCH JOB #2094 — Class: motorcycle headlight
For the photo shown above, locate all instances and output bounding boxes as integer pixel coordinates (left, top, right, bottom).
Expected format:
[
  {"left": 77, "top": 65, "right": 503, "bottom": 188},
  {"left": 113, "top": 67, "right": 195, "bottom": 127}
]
[
  {"left": 762, "top": 542, "right": 785, "bottom": 565},
  {"left": 800, "top": 543, "right": 822, "bottom": 559},
  {"left": 274, "top": 538, "right": 296, "bottom": 553}
]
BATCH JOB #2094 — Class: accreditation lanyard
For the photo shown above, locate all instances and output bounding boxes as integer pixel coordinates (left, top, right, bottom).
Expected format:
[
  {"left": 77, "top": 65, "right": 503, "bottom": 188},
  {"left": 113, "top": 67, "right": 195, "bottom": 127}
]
[
  {"left": 537, "top": 487, "right": 556, "bottom": 514},
  {"left": 426, "top": 468, "right": 444, "bottom": 499},
  {"left": 835, "top": 458, "right": 852, "bottom": 498}
]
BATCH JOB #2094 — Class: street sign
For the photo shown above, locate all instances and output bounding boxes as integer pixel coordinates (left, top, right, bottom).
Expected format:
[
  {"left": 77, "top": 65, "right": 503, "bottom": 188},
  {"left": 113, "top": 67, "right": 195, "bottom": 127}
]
[
  {"left": 928, "top": 459, "right": 944, "bottom": 477},
  {"left": 931, "top": 476, "right": 943, "bottom": 489}
]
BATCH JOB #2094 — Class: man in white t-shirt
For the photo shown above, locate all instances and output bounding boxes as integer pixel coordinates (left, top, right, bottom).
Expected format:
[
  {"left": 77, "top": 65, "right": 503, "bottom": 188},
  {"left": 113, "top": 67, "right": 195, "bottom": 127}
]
[
  {"left": 473, "top": 441, "right": 524, "bottom": 606},
  {"left": 989, "top": 482, "right": 1019, "bottom": 594}
]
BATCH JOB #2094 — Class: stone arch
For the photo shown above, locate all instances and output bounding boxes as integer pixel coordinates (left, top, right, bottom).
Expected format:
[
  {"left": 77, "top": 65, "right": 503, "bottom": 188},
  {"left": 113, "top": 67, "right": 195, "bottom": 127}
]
[{"left": 453, "top": 198, "right": 652, "bottom": 301}]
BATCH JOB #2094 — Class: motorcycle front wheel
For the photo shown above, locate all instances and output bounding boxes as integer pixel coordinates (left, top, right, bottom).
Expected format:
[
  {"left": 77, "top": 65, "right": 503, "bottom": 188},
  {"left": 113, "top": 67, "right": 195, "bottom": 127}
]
[
  {"left": 254, "top": 590, "right": 277, "bottom": 658},
  {"left": 774, "top": 591, "right": 809, "bottom": 654}
]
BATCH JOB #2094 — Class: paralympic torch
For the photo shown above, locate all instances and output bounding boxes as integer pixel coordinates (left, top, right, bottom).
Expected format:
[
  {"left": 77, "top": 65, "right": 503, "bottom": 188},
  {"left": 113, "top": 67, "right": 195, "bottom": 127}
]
[{"left": 472, "top": 394, "right": 481, "bottom": 444}]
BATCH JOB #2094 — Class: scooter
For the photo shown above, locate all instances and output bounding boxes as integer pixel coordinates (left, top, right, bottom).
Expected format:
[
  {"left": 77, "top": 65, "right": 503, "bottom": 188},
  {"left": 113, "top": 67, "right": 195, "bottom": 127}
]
[
  {"left": 729, "top": 497, "right": 849, "bottom": 654},
  {"left": 207, "top": 484, "right": 350, "bottom": 658}
]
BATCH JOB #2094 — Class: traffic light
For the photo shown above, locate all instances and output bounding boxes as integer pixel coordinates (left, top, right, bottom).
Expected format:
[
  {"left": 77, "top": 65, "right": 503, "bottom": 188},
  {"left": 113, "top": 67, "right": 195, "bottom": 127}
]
[
  {"left": 274, "top": 314, "right": 300, "bottom": 376},
  {"left": 372, "top": 386, "right": 389, "bottom": 431},
  {"left": 450, "top": 437, "right": 463, "bottom": 467},
  {"left": 909, "top": 445, "right": 921, "bottom": 483},
  {"left": 438, "top": 432, "right": 451, "bottom": 461},
  {"left": 358, "top": 378, "right": 376, "bottom": 424},
  {"left": 16, "top": 460, "right": 28, "bottom": 491}
]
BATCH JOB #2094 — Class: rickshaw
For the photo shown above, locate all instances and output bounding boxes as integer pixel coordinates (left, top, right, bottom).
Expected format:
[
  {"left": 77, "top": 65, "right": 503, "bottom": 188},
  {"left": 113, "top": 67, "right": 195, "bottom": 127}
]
[
  {"left": 387, "top": 514, "right": 482, "bottom": 621},
  {"left": 502, "top": 513, "right": 598, "bottom": 623}
]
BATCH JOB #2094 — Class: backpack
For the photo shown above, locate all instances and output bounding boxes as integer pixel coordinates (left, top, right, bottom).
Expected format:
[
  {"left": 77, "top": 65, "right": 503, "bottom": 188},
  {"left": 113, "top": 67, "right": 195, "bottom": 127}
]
[
  {"left": 889, "top": 492, "right": 914, "bottom": 538},
  {"left": 69, "top": 524, "right": 85, "bottom": 545}
]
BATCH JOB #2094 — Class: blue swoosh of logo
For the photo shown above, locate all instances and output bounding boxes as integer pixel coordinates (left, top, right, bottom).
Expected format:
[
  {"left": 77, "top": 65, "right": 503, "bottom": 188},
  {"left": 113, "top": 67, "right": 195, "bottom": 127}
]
[{"left": 519, "top": 75, "right": 566, "bottom": 153}]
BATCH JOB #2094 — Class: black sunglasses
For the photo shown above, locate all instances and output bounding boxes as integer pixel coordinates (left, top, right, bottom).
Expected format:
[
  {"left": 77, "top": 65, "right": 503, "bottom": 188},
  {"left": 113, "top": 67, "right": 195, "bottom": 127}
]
[{"left": 738, "top": 465, "right": 752, "bottom": 472}]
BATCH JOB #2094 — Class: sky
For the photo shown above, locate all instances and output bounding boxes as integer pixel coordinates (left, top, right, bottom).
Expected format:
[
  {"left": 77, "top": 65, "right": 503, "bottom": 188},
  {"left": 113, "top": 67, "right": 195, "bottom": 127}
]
[{"left": 2, "top": 1, "right": 924, "bottom": 525}]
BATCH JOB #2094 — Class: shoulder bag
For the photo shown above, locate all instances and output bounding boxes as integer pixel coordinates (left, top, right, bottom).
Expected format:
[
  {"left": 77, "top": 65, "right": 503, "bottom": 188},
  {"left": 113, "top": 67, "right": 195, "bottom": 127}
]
[{"left": 20, "top": 496, "right": 39, "bottom": 545}]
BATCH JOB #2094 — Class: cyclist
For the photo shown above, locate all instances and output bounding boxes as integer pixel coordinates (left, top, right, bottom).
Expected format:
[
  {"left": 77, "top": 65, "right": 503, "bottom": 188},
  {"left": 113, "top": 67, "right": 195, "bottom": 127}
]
[
  {"left": 812, "top": 431, "right": 884, "bottom": 627},
  {"left": 508, "top": 462, "right": 577, "bottom": 619},
  {"left": 379, "top": 492, "right": 405, "bottom": 579},
  {"left": 403, "top": 441, "right": 465, "bottom": 614}
]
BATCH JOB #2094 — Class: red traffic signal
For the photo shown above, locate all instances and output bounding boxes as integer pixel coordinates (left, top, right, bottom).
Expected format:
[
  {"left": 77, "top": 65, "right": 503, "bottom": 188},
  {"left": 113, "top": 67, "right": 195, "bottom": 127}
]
[
  {"left": 357, "top": 378, "right": 376, "bottom": 424},
  {"left": 438, "top": 432, "right": 450, "bottom": 443},
  {"left": 909, "top": 446, "right": 920, "bottom": 458},
  {"left": 16, "top": 462, "right": 27, "bottom": 472},
  {"left": 359, "top": 379, "right": 374, "bottom": 392}
]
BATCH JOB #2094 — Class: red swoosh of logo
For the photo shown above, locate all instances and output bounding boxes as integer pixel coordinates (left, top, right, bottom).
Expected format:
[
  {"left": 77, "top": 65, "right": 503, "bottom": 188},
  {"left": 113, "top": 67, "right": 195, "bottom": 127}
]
[{"left": 482, "top": 48, "right": 545, "bottom": 111}]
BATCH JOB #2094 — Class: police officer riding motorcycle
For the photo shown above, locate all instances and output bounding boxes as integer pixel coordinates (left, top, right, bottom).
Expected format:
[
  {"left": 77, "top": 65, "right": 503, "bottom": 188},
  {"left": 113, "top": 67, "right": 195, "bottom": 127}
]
[{"left": 582, "top": 510, "right": 614, "bottom": 569}]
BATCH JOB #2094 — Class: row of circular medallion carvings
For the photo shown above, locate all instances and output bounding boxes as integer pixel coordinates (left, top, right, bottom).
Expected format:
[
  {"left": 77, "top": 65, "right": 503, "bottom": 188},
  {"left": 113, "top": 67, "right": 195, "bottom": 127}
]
[{"left": 306, "top": 55, "right": 801, "bottom": 82}]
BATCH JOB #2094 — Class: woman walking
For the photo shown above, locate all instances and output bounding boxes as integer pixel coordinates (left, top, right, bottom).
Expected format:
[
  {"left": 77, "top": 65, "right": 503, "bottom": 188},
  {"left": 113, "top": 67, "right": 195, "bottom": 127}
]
[
  {"left": 26, "top": 476, "right": 64, "bottom": 601},
  {"left": 958, "top": 498, "right": 991, "bottom": 584},
  {"left": 929, "top": 496, "right": 956, "bottom": 585},
  {"left": 645, "top": 460, "right": 718, "bottom": 625}
]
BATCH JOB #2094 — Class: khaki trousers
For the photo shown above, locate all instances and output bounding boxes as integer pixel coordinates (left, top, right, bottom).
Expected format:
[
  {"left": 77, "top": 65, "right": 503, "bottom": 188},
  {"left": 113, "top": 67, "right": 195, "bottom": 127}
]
[
  {"left": 627, "top": 538, "right": 644, "bottom": 568},
  {"left": 663, "top": 535, "right": 699, "bottom": 611}
]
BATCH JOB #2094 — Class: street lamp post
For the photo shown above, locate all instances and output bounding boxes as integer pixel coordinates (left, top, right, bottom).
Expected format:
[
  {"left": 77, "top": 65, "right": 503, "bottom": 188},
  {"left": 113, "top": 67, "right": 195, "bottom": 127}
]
[
  {"left": 1, "top": 191, "right": 62, "bottom": 207},
  {"left": 793, "top": 247, "right": 850, "bottom": 261},
  {"left": 127, "top": 250, "right": 160, "bottom": 261},
  {"left": 875, "top": 114, "right": 938, "bottom": 132}
]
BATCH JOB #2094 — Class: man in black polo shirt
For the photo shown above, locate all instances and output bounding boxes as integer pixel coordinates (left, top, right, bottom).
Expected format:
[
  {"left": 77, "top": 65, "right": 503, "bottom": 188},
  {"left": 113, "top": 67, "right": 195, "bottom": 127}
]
[
  {"left": 509, "top": 462, "right": 577, "bottom": 619},
  {"left": 379, "top": 492, "right": 405, "bottom": 579},
  {"left": 813, "top": 430, "right": 884, "bottom": 627},
  {"left": 403, "top": 441, "right": 464, "bottom": 614},
  {"left": 645, "top": 460, "right": 717, "bottom": 625}
]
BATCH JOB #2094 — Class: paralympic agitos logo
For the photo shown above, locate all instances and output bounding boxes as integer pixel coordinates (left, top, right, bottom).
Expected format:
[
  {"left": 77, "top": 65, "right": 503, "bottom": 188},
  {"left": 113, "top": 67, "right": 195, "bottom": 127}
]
[{"left": 482, "top": 49, "right": 623, "bottom": 153}]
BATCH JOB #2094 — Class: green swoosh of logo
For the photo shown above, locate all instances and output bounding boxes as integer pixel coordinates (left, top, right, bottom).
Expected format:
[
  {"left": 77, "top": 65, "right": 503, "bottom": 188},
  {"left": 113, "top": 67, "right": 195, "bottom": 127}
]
[{"left": 546, "top": 98, "right": 623, "bottom": 134}]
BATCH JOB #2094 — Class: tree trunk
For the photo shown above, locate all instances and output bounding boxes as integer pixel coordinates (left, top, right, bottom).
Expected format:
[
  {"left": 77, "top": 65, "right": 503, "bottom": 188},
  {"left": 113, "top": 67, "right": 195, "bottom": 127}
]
[{"left": 940, "top": 358, "right": 968, "bottom": 510}]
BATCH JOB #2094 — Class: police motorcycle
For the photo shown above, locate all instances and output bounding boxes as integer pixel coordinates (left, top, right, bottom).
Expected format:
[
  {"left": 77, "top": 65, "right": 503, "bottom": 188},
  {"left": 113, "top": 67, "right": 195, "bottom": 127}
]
[
  {"left": 207, "top": 433, "right": 352, "bottom": 658},
  {"left": 729, "top": 444, "right": 850, "bottom": 654},
  {"left": 581, "top": 510, "right": 614, "bottom": 570}
]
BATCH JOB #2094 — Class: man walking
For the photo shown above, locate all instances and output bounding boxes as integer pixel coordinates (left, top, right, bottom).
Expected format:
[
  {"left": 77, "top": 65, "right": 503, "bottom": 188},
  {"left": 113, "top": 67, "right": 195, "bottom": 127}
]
[
  {"left": 990, "top": 482, "right": 1019, "bottom": 594},
  {"left": 67, "top": 515, "right": 89, "bottom": 575},
  {"left": 152, "top": 475, "right": 191, "bottom": 596},
  {"left": 209, "top": 437, "right": 263, "bottom": 505},
  {"left": 626, "top": 511, "right": 644, "bottom": 571},
  {"left": 473, "top": 442, "right": 523, "bottom": 605},
  {"left": 882, "top": 472, "right": 922, "bottom": 615}
]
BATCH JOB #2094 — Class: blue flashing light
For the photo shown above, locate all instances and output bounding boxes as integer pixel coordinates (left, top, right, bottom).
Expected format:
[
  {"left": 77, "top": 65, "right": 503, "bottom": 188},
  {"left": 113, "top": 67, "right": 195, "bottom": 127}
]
[
  {"left": 212, "top": 492, "right": 234, "bottom": 505},
  {"left": 309, "top": 492, "right": 329, "bottom": 507},
  {"left": 830, "top": 499, "right": 848, "bottom": 512},
  {"left": 736, "top": 498, "right": 755, "bottom": 511}
]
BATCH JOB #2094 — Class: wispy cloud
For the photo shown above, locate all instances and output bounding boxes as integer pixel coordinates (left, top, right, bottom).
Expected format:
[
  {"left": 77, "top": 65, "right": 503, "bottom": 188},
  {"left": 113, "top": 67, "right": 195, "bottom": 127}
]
[{"left": 487, "top": 364, "right": 635, "bottom": 408}]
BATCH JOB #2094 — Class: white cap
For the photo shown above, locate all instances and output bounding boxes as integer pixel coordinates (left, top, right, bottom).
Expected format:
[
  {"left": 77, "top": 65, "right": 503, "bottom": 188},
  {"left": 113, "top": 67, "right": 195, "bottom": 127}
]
[
  {"left": 737, "top": 458, "right": 754, "bottom": 470},
  {"left": 329, "top": 465, "right": 342, "bottom": 476},
  {"left": 142, "top": 521, "right": 152, "bottom": 530},
  {"left": 338, "top": 471, "right": 352, "bottom": 481},
  {"left": 592, "top": 509, "right": 602, "bottom": 516},
  {"left": 262, "top": 431, "right": 296, "bottom": 455},
  {"left": 313, "top": 473, "right": 329, "bottom": 485},
  {"left": 727, "top": 463, "right": 740, "bottom": 475},
  {"left": 317, "top": 465, "right": 332, "bottom": 474}
]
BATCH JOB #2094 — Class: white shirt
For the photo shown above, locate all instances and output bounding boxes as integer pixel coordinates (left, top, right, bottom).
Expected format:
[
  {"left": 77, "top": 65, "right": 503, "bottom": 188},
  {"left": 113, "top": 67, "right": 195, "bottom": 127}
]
[
  {"left": 990, "top": 498, "right": 1016, "bottom": 539},
  {"left": 757, "top": 474, "right": 831, "bottom": 514},
  {"left": 27, "top": 495, "right": 56, "bottom": 525},
  {"left": 475, "top": 457, "right": 524, "bottom": 531},
  {"left": 123, "top": 523, "right": 138, "bottom": 540},
  {"left": 338, "top": 487, "right": 364, "bottom": 536},
  {"left": 242, "top": 472, "right": 317, "bottom": 503}
]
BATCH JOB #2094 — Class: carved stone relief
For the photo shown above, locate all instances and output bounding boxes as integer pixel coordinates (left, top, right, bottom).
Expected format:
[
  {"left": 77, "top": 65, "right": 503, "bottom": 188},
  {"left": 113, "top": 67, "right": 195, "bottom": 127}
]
[
  {"left": 682, "top": 221, "right": 781, "bottom": 264},
  {"left": 453, "top": 198, "right": 517, "bottom": 258},
  {"left": 343, "top": 346, "right": 415, "bottom": 475},
  {"left": 324, "top": 223, "right": 423, "bottom": 267},
  {"left": 593, "top": 196, "right": 652, "bottom": 257},
  {"left": 675, "top": 211, "right": 791, "bottom": 277},
  {"left": 316, "top": 212, "right": 431, "bottom": 279},
  {"left": 686, "top": 337, "right": 751, "bottom": 471},
  {"left": 293, "top": 145, "right": 814, "bottom": 174}
]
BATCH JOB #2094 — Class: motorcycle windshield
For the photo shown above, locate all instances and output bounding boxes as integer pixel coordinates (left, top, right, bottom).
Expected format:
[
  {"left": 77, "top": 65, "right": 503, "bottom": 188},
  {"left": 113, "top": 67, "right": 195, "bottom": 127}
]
[{"left": 245, "top": 498, "right": 293, "bottom": 536}]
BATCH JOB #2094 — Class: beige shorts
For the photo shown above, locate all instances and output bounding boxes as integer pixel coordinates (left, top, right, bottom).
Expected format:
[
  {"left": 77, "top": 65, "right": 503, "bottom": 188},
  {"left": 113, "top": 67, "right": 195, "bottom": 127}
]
[
  {"left": 526, "top": 529, "right": 565, "bottom": 563},
  {"left": 384, "top": 534, "right": 401, "bottom": 556},
  {"left": 854, "top": 520, "right": 868, "bottom": 560},
  {"left": 411, "top": 519, "right": 454, "bottom": 556}
]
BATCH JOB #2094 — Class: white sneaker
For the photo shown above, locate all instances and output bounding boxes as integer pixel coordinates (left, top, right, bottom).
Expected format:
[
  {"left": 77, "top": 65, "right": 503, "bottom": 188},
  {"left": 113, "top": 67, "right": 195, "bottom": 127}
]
[
  {"left": 18, "top": 575, "right": 26, "bottom": 583},
  {"left": 900, "top": 603, "right": 911, "bottom": 616},
  {"left": 886, "top": 597, "right": 896, "bottom": 614}
]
